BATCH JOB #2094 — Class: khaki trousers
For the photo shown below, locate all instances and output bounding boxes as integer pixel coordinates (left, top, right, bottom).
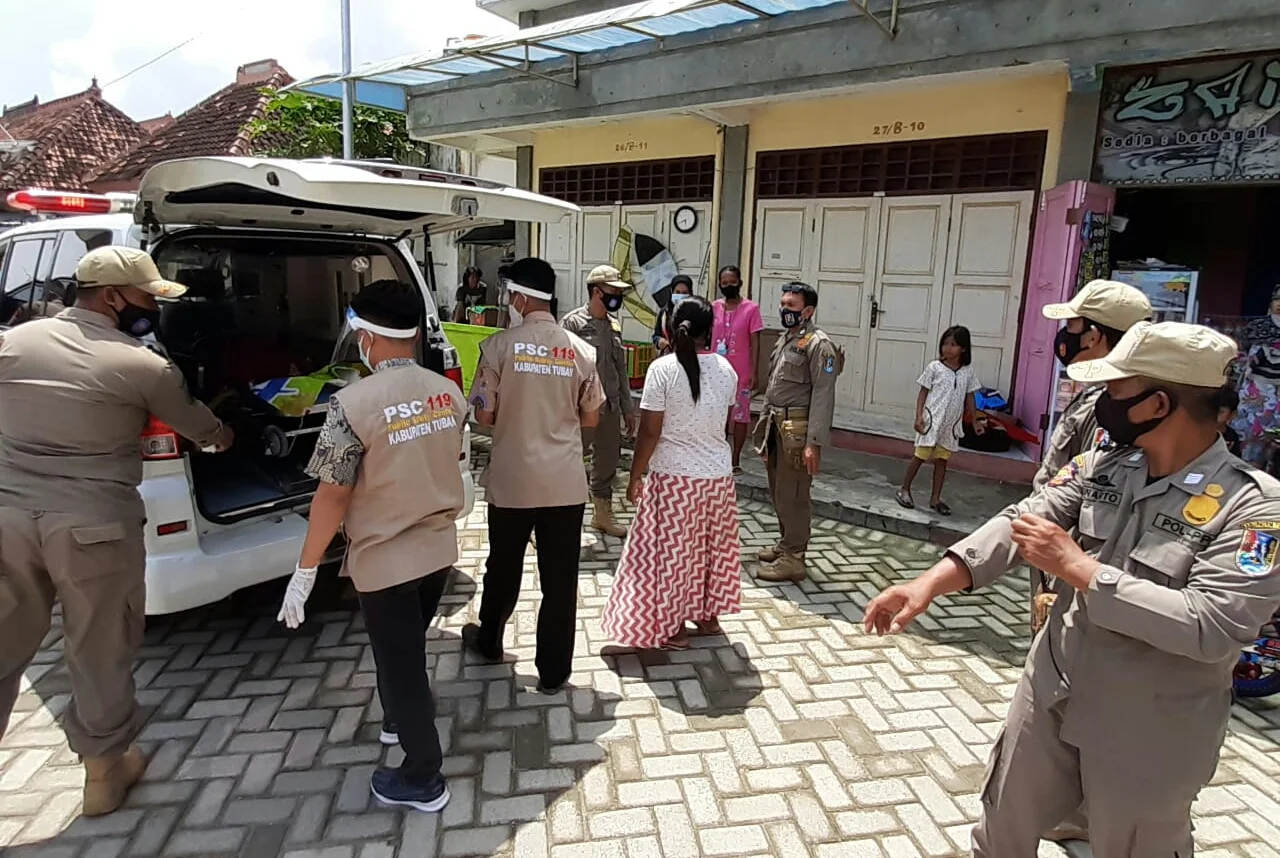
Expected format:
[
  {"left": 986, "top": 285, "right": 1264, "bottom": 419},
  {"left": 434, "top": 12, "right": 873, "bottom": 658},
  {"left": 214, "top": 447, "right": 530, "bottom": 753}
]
[
  {"left": 765, "top": 427, "right": 812, "bottom": 555},
  {"left": 0, "top": 507, "right": 147, "bottom": 758},
  {"left": 583, "top": 405, "right": 623, "bottom": 501},
  {"left": 973, "top": 672, "right": 1195, "bottom": 858}
]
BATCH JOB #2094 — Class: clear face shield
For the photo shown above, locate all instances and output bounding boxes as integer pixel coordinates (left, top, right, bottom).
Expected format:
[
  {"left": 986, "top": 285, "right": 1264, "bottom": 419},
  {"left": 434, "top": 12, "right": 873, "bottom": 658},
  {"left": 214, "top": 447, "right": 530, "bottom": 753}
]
[{"left": 330, "top": 306, "right": 420, "bottom": 370}]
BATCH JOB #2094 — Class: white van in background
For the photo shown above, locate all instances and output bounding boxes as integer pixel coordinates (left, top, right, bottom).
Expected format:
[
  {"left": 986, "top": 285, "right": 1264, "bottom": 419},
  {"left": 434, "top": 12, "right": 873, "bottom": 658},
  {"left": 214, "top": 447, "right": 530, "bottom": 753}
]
[{"left": 0, "top": 157, "right": 578, "bottom": 614}]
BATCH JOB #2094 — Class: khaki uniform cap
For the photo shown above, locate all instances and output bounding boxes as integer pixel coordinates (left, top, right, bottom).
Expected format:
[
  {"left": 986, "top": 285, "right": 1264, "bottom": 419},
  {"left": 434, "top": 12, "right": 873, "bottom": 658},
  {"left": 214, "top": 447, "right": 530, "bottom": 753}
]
[
  {"left": 1067, "top": 321, "right": 1237, "bottom": 388},
  {"left": 76, "top": 246, "right": 187, "bottom": 298},
  {"left": 586, "top": 264, "right": 631, "bottom": 290},
  {"left": 1042, "top": 279, "right": 1151, "bottom": 331}
]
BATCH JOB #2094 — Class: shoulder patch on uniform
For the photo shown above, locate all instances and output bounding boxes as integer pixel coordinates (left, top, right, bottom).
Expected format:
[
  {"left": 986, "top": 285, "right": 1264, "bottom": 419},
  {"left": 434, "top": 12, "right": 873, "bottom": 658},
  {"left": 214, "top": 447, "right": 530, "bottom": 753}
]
[
  {"left": 1237, "top": 528, "right": 1280, "bottom": 576},
  {"left": 823, "top": 354, "right": 835, "bottom": 374},
  {"left": 1047, "top": 460, "right": 1078, "bottom": 488}
]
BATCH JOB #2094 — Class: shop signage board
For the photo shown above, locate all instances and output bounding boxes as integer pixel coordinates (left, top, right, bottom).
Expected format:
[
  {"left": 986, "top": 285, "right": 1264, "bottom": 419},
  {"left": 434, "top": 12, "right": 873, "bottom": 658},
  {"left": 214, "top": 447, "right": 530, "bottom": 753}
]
[{"left": 1095, "top": 53, "right": 1280, "bottom": 185}]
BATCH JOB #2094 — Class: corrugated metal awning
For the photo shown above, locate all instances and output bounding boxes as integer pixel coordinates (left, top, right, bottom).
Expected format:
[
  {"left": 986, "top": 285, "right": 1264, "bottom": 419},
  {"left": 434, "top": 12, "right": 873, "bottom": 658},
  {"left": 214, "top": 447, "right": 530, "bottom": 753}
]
[{"left": 285, "top": 0, "right": 898, "bottom": 109}]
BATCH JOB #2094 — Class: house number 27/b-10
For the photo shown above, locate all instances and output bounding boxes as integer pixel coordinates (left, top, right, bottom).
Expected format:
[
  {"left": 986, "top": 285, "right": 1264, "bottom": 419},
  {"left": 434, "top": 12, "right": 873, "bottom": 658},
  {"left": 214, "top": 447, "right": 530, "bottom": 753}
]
[{"left": 872, "top": 121, "right": 927, "bottom": 136}]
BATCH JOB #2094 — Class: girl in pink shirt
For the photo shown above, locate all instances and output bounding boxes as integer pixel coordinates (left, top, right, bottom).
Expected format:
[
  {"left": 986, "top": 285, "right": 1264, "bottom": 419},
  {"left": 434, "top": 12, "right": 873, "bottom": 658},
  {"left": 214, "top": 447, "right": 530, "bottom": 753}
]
[{"left": 711, "top": 265, "right": 764, "bottom": 472}]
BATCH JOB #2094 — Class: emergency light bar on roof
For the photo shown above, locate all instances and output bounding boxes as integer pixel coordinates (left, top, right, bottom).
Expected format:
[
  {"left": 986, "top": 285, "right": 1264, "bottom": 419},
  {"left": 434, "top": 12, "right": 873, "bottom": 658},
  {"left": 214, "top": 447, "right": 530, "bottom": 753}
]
[
  {"left": 6, "top": 189, "right": 136, "bottom": 216},
  {"left": 285, "top": 0, "right": 898, "bottom": 106}
]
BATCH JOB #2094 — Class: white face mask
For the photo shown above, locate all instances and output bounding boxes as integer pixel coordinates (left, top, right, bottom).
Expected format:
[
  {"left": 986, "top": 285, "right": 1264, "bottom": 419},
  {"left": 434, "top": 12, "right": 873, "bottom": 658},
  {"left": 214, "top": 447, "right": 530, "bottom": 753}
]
[
  {"left": 508, "top": 296, "right": 524, "bottom": 328},
  {"left": 357, "top": 332, "right": 373, "bottom": 370}
]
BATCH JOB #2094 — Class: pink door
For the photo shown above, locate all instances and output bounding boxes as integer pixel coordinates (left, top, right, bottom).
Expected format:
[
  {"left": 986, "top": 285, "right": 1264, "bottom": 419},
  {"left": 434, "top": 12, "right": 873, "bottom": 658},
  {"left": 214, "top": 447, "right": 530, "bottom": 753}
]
[{"left": 1013, "top": 181, "right": 1116, "bottom": 452}]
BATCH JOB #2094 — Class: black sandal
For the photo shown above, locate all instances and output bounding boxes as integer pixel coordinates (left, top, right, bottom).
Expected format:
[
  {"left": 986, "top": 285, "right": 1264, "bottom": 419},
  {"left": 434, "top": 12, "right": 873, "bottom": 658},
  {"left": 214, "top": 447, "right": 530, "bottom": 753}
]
[
  {"left": 930, "top": 501, "right": 952, "bottom": 516},
  {"left": 895, "top": 491, "right": 915, "bottom": 509}
]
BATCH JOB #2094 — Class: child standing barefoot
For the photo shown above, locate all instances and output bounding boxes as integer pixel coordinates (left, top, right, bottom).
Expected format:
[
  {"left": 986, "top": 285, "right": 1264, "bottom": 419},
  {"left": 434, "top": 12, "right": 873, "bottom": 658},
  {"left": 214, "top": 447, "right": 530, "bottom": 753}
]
[{"left": 896, "top": 325, "right": 984, "bottom": 515}]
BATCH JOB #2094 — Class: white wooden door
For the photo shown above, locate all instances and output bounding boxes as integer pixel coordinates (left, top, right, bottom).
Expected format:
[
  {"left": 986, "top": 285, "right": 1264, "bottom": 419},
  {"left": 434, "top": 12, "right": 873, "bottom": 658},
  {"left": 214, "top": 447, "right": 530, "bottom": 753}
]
[
  {"left": 541, "top": 212, "right": 576, "bottom": 306},
  {"left": 664, "top": 202, "right": 713, "bottom": 295},
  {"left": 575, "top": 207, "right": 618, "bottom": 309},
  {"left": 864, "top": 195, "right": 952, "bottom": 426},
  {"left": 813, "top": 199, "right": 880, "bottom": 422},
  {"left": 753, "top": 202, "right": 810, "bottom": 325},
  {"left": 940, "top": 191, "right": 1034, "bottom": 401}
]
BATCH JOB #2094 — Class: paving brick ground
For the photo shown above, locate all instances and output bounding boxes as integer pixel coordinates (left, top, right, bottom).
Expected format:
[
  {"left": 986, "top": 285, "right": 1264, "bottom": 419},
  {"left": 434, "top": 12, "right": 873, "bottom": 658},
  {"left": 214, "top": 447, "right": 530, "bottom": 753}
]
[{"left": 2, "top": 456, "right": 1279, "bottom": 858}]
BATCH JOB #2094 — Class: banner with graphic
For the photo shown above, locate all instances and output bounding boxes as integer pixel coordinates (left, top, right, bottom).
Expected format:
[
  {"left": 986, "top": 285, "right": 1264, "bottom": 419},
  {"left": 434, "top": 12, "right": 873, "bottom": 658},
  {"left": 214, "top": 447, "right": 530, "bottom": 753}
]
[{"left": 1095, "top": 53, "right": 1280, "bottom": 185}]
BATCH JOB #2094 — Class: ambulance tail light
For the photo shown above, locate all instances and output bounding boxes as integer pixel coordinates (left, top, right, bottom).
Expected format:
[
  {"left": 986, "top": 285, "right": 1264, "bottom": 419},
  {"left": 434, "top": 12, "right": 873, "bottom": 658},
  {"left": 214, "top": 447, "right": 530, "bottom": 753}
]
[
  {"left": 6, "top": 189, "right": 132, "bottom": 216},
  {"left": 141, "top": 416, "right": 181, "bottom": 460},
  {"left": 444, "top": 366, "right": 464, "bottom": 391}
]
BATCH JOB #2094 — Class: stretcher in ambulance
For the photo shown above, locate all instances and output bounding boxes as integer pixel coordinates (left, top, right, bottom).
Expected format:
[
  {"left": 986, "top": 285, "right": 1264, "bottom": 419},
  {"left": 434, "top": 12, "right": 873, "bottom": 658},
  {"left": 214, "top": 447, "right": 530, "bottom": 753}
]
[{"left": 0, "top": 157, "right": 579, "bottom": 613}]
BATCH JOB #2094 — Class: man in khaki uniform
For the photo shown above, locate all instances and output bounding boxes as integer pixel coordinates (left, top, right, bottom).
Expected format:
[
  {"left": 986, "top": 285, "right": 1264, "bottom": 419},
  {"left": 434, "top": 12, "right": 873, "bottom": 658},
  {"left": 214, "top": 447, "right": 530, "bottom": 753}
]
[
  {"left": 561, "top": 264, "right": 637, "bottom": 538},
  {"left": 463, "top": 258, "right": 605, "bottom": 693},
  {"left": 1032, "top": 279, "right": 1152, "bottom": 632},
  {"left": 0, "top": 246, "right": 233, "bottom": 816},
  {"left": 752, "top": 281, "right": 839, "bottom": 583},
  {"left": 865, "top": 321, "right": 1280, "bottom": 858},
  {"left": 277, "top": 278, "right": 464, "bottom": 814},
  {"left": 1028, "top": 279, "right": 1149, "bottom": 845}
]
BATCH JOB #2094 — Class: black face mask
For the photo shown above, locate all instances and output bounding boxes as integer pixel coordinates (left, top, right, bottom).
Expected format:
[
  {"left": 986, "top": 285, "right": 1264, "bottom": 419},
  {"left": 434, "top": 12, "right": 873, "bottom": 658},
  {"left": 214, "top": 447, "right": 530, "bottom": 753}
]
[
  {"left": 112, "top": 295, "right": 161, "bottom": 338},
  {"left": 1054, "top": 324, "right": 1092, "bottom": 365},
  {"left": 1094, "top": 387, "right": 1176, "bottom": 447},
  {"left": 720, "top": 285, "right": 741, "bottom": 300},
  {"left": 594, "top": 288, "right": 624, "bottom": 314}
]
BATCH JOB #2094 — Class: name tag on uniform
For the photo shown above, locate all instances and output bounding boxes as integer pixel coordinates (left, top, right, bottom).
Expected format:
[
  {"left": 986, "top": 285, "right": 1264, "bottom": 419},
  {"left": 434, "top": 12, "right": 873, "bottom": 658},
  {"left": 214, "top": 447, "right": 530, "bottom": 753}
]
[
  {"left": 1153, "top": 513, "right": 1213, "bottom": 549},
  {"left": 513, "top": 342, "right": 576, "bottom": 378},
  {"left": 1082, "top": 485, "right": 1121, "bottom": 506},
  {"left": 383, "top": 393, "right": 457, "bottom": 445}
]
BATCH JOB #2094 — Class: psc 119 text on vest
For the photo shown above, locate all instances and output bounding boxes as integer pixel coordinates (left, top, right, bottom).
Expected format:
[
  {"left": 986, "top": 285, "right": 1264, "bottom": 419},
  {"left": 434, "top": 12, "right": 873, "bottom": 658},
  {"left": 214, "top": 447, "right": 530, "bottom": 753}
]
[
  {"left": 382, "top": 394, "right": 454, "bottom": 424},
  {"left": 513, "top": 342, "right": 576, "bottom": 360}
]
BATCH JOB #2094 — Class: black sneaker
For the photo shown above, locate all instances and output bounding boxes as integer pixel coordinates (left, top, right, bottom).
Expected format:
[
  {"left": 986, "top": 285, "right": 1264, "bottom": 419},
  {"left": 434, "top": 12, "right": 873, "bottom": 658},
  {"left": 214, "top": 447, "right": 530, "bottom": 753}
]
[
  {"left": 460, "top": 623, "right": 502, "bottom": 663},
  {"left": 379, "top": 721, "right": 399, "bottom": 746},
  {"left": 370, "top": 767, "right": 449, "bottom": 813},
  {"left": 535, "top": 680, "right": 566, "bottom": 696}
]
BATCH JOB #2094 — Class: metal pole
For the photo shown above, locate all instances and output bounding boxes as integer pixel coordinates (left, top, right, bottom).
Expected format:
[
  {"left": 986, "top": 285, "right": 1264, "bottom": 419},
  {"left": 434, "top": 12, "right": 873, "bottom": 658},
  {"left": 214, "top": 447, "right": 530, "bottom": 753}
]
[{"left": 340, "top": 0, "right": 355, "bottom": 159}]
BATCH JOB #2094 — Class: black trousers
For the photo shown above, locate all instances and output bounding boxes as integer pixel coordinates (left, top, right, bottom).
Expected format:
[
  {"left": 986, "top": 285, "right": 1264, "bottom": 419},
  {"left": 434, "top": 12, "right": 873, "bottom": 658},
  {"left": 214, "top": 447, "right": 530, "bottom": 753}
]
[
  {"left": 358, "top": 569, "right": 449, "bottom": 786},
  {"left": 478, "top": 503, "right": 585, "bottom": 688}
]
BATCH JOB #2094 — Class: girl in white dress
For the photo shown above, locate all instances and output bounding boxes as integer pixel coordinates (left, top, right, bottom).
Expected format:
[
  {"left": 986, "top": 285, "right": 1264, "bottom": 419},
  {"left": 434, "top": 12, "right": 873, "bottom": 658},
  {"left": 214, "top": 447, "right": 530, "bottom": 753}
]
[{"left": 895, "top": 325, "right": 985, "bottom": 515}]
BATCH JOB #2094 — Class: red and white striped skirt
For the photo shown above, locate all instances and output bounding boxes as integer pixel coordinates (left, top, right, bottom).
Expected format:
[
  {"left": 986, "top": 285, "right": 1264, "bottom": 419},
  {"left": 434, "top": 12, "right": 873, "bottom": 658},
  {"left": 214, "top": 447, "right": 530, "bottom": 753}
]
[{"left": 601, "top": 473, "right": 742, "bottom": 649}]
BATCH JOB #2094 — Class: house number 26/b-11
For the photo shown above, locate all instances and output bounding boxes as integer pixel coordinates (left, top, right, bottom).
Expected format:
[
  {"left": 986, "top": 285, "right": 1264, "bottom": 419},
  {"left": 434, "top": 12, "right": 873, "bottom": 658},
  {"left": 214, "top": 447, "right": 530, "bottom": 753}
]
[{"left": 872, "top": 121, "right": 927, "bottom": 136}]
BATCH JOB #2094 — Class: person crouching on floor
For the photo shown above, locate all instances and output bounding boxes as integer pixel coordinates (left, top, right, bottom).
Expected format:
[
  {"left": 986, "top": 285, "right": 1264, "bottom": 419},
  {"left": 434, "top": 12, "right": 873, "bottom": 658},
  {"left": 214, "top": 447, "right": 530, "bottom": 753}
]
[{"left": 276, "top": 278, "right": 466, "bottom": 814}]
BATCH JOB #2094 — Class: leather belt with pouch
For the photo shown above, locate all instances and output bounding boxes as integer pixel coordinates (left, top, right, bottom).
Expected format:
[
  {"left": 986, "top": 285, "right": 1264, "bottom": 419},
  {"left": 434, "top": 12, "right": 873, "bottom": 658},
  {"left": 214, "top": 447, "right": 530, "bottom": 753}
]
[{"left": 770, "top": 406, "right": 809, "bottom": 468}]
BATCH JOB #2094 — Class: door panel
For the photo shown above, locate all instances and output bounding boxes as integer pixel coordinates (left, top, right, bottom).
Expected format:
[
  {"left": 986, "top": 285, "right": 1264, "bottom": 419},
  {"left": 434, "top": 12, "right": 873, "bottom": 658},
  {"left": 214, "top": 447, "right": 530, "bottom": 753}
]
[
  {"left": 665, "top": 202, "right": 713, "bottom": 294},
  {"left": 758, "top": 206, "right": 806, "bottom": 272},
  {"left": 942, "top": 191, "right": 1034, "bottom": 402},
  {"left": 754, "top": 203, "right": 808, "bottom": 328},
  {"left": 865, "top": 196, "right": 950, "bottom": 423},
  {"left": 541, "top": 215, "right": 575, "bottom": 268}
]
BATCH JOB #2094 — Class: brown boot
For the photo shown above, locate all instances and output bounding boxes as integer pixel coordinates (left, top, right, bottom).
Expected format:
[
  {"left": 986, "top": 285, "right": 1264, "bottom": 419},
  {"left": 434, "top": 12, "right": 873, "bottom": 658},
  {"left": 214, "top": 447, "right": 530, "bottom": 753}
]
[
  {"left": 756, "top": 544, "right": 782, "bottom": 563},
  {"left": 756, "top": 553, "right": 806, "bottom": 583},
  {"left": 591, "top": 497, "right": 628, "bottom": 538},
  {"left": 82, "top": 745, "right": 146, "bottom": 817}
]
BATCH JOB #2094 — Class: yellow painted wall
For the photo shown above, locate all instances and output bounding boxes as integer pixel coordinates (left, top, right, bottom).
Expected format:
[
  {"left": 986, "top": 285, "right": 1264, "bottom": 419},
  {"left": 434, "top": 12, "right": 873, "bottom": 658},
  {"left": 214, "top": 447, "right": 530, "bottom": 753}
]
[
  {"left": 530, "top": 114, "right": 723, "bottom": 277},
  {"left": 532, "top": 115, "right": 719, "bottom": 171},
  {"left": 738, "top": 68, "right": 1070, "bottom": 282}
]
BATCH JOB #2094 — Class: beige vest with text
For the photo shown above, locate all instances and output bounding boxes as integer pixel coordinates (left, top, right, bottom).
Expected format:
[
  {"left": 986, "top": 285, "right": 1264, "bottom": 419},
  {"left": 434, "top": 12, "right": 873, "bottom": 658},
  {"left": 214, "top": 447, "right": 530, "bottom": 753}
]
[{"left": 337, "top": 365, "right": 466, "bottom": 593}]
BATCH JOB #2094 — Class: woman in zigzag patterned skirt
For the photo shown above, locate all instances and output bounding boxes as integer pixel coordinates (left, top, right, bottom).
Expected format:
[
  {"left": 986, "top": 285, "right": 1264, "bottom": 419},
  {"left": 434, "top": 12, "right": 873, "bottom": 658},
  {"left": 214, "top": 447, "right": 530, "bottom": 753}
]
[{"left": 602, "top": 296, "right": 743, "bottom": 651}]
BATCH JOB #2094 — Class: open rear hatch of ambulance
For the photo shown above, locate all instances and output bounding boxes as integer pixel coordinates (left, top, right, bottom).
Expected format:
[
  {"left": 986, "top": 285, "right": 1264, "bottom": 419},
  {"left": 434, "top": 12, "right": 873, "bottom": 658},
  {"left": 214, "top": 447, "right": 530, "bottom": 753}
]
[
  {"left": 135, "top": 157, "right": 578, "bottom": 524},
  {"left": 134, "top": 156, "right": 578, "bottom": 238}
]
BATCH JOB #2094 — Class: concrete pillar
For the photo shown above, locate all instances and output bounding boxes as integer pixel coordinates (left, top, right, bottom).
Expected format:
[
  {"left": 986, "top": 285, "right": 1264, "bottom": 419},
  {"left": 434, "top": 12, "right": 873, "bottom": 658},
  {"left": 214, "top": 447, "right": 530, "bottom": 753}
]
[
  {"left": 717, "top": 124, "right": 749, "bottom": 275},
  {"left": 515, "top": 145, "right": 534, "bottom": 260},
  {"left": 1055, "top": 66, "right": 1103, "bottom": 185}
]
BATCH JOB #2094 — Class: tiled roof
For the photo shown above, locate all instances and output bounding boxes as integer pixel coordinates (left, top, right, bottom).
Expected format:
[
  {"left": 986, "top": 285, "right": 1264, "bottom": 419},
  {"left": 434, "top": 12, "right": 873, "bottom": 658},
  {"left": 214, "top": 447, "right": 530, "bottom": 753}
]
[
  {"left": 0, "top": 85, "right": 147, "bottom": 192},
  {"left": 88, "top": 66, "right": 293, "bottom": 185}
]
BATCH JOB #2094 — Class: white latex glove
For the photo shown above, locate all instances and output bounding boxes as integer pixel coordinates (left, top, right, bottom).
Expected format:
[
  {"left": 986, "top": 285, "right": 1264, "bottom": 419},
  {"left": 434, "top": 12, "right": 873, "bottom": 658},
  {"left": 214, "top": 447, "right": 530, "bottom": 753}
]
[{"left": 278, "top": 565, "right": 318, "bottom": 629}]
